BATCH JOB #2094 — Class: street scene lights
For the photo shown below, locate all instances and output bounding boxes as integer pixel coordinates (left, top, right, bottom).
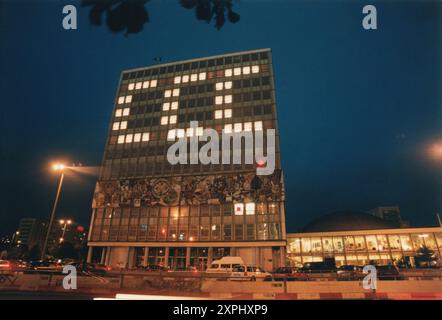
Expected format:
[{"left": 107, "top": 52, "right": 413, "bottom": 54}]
[
  {"left": 59, "top": 219, "right": 72, "bottom": 243},
  {"left": 40, "top": 162, "right": 66, "bottom": 260}
]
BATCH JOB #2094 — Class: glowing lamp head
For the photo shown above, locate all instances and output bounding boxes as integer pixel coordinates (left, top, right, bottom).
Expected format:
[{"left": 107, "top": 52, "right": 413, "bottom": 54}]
[{"left": 52, "top": 163, "right": 65, "bottom": 171}]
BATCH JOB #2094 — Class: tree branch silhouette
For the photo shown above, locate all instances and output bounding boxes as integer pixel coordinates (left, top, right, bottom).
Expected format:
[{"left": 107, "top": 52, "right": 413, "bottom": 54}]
[{"left": 81, "top": 0, "right": 240, "bottom": 35}]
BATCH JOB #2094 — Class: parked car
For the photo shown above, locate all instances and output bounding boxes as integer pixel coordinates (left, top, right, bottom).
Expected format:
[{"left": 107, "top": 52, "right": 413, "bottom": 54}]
[
  {"left": 337, "top": 265, "right": 364, "bottom": 280},
  {"left": 230, "top": 265, "right": 272, "bottom": 281},
  {"left": 376, "top": 265, "right": 403, "bottom": 280},
  {"left": 273, "top": 267, "right": 309, "bottom": 281},
  {"left": 28, "top": 260, "right": 62, "bottom": 272},
  {"left": 144, "top": 264, "right": 169, "bottom": 272},
  {"left": 69, "top": 262, "right": 111, "bottom": 275},
  {"left": 206, "top": 256, "right": 245, "bottom": 273},
  {"left": 299, "top": 261, "right": 337, "bottom": 274},
  {"left": 0, "top": 260, "right": 13, "bottom": 274}
]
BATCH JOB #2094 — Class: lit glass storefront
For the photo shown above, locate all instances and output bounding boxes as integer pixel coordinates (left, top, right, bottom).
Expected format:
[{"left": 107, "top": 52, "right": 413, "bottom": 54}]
[{"left": 287, "top": 228, "right": 442, "bottom": 267}]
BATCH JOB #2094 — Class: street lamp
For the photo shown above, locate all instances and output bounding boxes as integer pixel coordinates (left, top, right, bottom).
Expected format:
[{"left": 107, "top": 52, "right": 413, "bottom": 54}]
[
  {"left": 41, "top": 162, "right": 66, "bottom": 260},
  {"left": 59, "top": 219, "right": 72, "bottom": 243}
]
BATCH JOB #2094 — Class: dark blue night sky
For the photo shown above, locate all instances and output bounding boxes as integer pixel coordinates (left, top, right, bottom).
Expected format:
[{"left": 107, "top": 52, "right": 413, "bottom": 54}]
[{"left": 1, "top": 0, "right": 441, "bottom": 235}]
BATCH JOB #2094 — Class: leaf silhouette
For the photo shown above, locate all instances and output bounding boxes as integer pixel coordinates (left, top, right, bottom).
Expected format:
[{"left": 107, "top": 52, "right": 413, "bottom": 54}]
[
  {"left": 179, "top": 0, "right": 241, "bottom": 29},
  {"left": 81, "top": 0, "right": 150, "bottom": 35},
  {"left": 81, "top": 0, "right": 240, "bottom": 34}
]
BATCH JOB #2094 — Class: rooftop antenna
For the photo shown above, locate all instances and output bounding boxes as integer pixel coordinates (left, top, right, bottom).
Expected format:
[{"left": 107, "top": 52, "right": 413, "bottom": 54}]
[
  {"left": 437, "top": 213, "right": 442, "bottom": 227},
  {"left": 153, "top": 57, "right": 163, "bottom": 63}
]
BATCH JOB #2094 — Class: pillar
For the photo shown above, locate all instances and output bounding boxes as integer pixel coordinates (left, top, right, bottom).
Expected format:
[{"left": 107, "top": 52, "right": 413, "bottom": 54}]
[
  {"left": 143, "top": 247, "right": 149, "bottom": 267},
  {"left": 87, "top": 246, "right": 93, "bottom": 263},
  {"left": 164, "top": 247, "right": 170, "bottom": 268},
  {"left": 208, "top": 247, "right": 213, "bottom": 265},
  {"left": 186, "top": 247, "right": 191, "bottom": 267},
  {"left": 100, "top": 247, "right": 106, "bottom": 264}
]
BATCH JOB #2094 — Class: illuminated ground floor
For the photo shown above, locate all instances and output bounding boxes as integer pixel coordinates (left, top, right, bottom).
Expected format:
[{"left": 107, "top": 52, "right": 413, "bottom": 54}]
[
  {"left": 87, "top": 241, "right": 286, "bottom": 271},
  {"left": 287, "top": 227, "right": 442, "bottom": 268}
]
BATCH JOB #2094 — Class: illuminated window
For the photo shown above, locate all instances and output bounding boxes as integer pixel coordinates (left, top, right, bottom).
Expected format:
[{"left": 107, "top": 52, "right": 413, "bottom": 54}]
[
  {"left": 164, "top": 90, "right": 172, "bottom": 98},
  {"left": 125, "top": 95, "right": 132, "bottom": 103},
  {"left": 224, "top": 124, "right": 232, "bottom": 134},
  {"left": 190, "top": 74, "right": 198, "bottom": 82},
  {"left": 135, "top": 82, "right": 142, "bottom": 90},
  {"left": 233, "top": 67, "right": 241, "bottom": 76},
  {"left": 246, "top": 203, "right": 255, "bottom": 215},
  {"left": 118, "top": 96, "right": 125, "bottom": 104},
  {"left": 161, "top": 116, "right": 168, "bottom": 125},
  {"left": 167, "top": 129, "right": 176, "bottom": 140},
  {"left": 225, "top": 69, "right": 233, "bottom": 77},
  {"left": 142, "top": 81, "right": 149, "bottom": 89},
  {"left": 117, "top": 135, "right": 125, "bottom": 144},
  {"left": 134, "top": 133, "right": 141, "bottom": 142},
  {"left": 224, "top": 95, "right": 232, "bottom": 104},
  {"left": 254, "top": 121, "right": 263, "bottom": 131},
  {"left": 234, "top": 203, "right": 244, "bottom": 215},
  {"left": 252, "top": 65, "right": 260, "bottom": 73},
  {"left": 142, "top": 132, "right": 150, "bottom": 142},
  {"left": 234, "top": 123, "right": 242, "bottom": 133},
  {"left": 244, "top": 122, "right": 252, "bottom": 132},
  {"left": 125, "top": 134, "right": 133, "bottom": 143},
  {"left": 182, "top": 75, "right": 189, "bottom": 83},
  {"left": 150, "top": 79, "right": 157, "bottom": 87},
  {"left": 242, "top": 66, "right": 250, "bottom": 75},
  {"left": 174, "top": 76, "right": 181, "bottom": 84},
  {"left": 171, "top": 101, "right": 179, "bottom": 110},
  {"left": 176, "top": 129, "right": 185, "bottom": 138},
  {"left": 128, "top": 83, "right": 135, "bottom": 91},
  {"left": 172, "top": 88, "right": 180, "bottom": 97},
  {"left": 120, "top": 121, "right": 127, "bottom": 130},
  {"left": 122, "top": 108, "right": 130, "bottom": 116},
  {"left": 186, "top": 128, "right": 194, "bottom": 137},
  {"left": 115, "top": 109, "right": 122, "bottom": 117},
  {"left": 169, "top": 115, "right": 177, "bottom": 124},
  {"left": 199, "top": 72, "right": 206, "bottom": 80},
  {"left": 224, "top": 109, "right": 232, "bottom": 118},
  {"left": 163, "top": 102, "right": 170, "bottom": 111},
  {"left": 215, "top": 110, "right": 223, "bottom": 119},
  {"left": 215, "top": 96, "right": 223, "bottom": 105},
  {"left": 215, "top": 82, "right": 223, "bottom": 91},
  {"left": 196, "top": 127, "right": 204, "bottom": 136},
  {"left": 112, "top": 122, "right": 120, "bottom": 130},
  {"left": 225, "top": 81, "right": 232, "bottom": 89}
]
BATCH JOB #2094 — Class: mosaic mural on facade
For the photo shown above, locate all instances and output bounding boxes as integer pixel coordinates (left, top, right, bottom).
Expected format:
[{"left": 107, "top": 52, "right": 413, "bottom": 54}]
[{"left": 92, "top": 170, "right": 283, "bottom": 208}]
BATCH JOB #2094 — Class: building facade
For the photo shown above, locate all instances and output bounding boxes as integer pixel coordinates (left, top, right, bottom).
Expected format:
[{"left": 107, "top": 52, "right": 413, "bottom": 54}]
[
  {"left": 16, "top": 218, "right": 47, "bottom": 250},
  {"left": 87, "top": 49, "right": 286, "bottom": 271},
  {"left": 287, "top": 227, "right": 442, "bottom": 268}
]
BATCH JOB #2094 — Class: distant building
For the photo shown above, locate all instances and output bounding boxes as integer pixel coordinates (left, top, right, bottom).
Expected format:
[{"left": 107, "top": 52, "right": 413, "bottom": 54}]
[
  {"left": 368, "top": 206, "right": 409, "bottom": 228},
  {"left": 16, "top": 218, "right": 47, "bottom": 250}
]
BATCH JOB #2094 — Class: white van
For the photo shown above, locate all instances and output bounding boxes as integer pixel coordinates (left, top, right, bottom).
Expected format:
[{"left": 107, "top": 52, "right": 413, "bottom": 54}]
[{"left": 205, "top": 256, "right": 245, "bottom": 273}]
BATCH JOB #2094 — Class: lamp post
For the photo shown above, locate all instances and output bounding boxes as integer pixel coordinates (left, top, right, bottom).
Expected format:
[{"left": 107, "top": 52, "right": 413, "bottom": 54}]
[
  {"left": 59, "top": 219, "right": 72, "bottom": 243},
  {"left": 41, "top": 163, "right": 65, "bottom": 260}
]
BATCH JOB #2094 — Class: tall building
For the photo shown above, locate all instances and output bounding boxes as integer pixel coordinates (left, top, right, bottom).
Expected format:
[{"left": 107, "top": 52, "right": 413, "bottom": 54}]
[
  {"left": 368, "top": 206, "right": 409, "bottom": 228},
  {"left": 87, "top": 49, "right": 286, "bottom": 271},
  {"left": 16, "top": 218, "right": 47, "bottom": 250}
]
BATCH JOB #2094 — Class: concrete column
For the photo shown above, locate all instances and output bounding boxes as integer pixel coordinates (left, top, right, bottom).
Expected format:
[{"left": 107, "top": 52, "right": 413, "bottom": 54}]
[
  {"left": 143, "top": 247, "right": 149, "bottom": 267},
  {"left": 127, "top": 247, "right": 135, "bottom": 269},
  {"left": 105, "top": 247, "right": 111, "bottom": 265},
  {"left": 87, "top": 246, "right": 93, "bottom": 263},
  {"left": 208, "top": 247, "right": 213, "bottom": 265},
  {"left": 100, "top": 247, "right": 106, "bottom": 264},
  {"left": 164, "top": 247, "right": 170, "bottom": 268},
  {"left": 231, "top": 247, "right": 236, "bottom": 256},
  {"left": 186, "top": 247, "right": 191, "bottom": 267},
  {"left": 280, "top": 246, "right": 286, "bottom": 268}
]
